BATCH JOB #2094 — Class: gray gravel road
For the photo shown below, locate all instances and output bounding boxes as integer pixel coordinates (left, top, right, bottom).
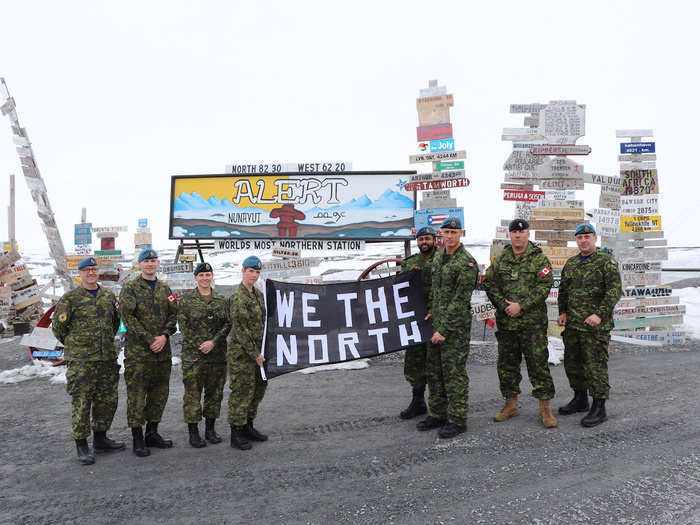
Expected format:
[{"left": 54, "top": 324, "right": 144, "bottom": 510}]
[{"left": 1, "top": 334, "right": 699, "bottom": 525}]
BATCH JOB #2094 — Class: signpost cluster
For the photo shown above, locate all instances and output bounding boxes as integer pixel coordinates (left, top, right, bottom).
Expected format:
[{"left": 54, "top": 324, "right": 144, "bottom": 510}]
[
  {"left": 498, "top": 100, "right": 590, "bottom": 328},
  {"left": 408, "top": 80, "right": 466, "bottom": 241},
  {"left": 607, "top": 130, "right": 685, "bottom": 344}
]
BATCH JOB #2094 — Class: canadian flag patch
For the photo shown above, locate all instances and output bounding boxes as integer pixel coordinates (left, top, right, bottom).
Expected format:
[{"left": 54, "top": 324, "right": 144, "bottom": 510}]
[
  {"left": 115, "top": 300, "right": 119, "bottom": 309},
  {"left": 540, "top": 266, "right": 551, "bottom": 276},
  {"left": 167, "top": 294, "right": 176, "bottom": 303}
]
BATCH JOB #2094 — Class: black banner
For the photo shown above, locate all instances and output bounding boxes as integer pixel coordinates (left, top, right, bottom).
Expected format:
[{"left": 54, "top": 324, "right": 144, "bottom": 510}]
[{"left": 264, "top": 271, "right": 431, "bottom": 378}]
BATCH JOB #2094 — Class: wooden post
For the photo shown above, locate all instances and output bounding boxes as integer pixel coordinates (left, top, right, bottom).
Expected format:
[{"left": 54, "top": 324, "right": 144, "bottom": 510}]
[
  {"left": 9, "top": 174, "right": 15, "bottom": 253},
  {"left": 81, "top": 207, "right": 86, "bottom": 223}
]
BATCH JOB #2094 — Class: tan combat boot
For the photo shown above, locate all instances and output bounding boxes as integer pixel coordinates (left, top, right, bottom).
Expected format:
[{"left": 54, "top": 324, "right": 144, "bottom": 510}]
[
  {"left": 539, "top": 399, "right": 558, "bottom": 428},
  {"left": 493, "top": 396, "right": 519, "bottom": 422}
]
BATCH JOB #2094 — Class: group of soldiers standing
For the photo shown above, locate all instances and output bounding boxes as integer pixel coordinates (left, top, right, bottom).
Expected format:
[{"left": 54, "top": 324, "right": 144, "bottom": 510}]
[
  {"left": 53, "top": 249, "right": 269, "bottom": 465},
  {"left": 398, "top": 216, "right": 621, "bottom": 438},
  {"left": 53, "top": 214, "right": 621, "bottom": 464}
]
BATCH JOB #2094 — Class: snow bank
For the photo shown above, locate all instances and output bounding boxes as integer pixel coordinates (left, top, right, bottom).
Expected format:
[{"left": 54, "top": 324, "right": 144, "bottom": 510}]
[
  {"left": 676, "top": 287, "right": 700, "bottom": 339},
  {"left": 0, "top": 360, "right": 66, "bottom": 384}
]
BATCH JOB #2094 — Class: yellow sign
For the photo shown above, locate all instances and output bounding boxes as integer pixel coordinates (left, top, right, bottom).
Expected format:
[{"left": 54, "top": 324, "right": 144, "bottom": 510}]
[
  {"left": 179, "top": 254, "right": 196, "bottom": 262},
  {"left": 531, "top": 208, "right": 585, "bottom": 220},
  {"left": 620, "top": 215, "right": 662, "bottom": 232},
  {"left": 541, "top": 247, "right": 579, "bottom": 259},
  {"left": 3, "top": 242, "right": 19, "bottom": 252}
]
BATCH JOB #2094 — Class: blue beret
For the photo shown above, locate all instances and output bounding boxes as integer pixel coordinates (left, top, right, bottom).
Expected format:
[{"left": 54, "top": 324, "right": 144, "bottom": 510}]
[
  {"left": 574, "top": 223, "right": 596, "bottom": 236},
  {"left": 138, "top": 249, "right": 158, "bottom": 262},
  {"left": 194, "top": 262, "right": 213, "bottom": 275},
  {"left": 242, "top": 256, "right": 262, "bottom": 270},
  {"left": 440, "top": 216, "right": 462, "bottom": 230},
  {"left": 416, "top": 226, "right": 436, "bottom": 238},
  {"left": 77, "top": 257, "right": 98, "bottom": 270},
  {"left": 509, "top": 219, "right": 529, "bottom": 232}
]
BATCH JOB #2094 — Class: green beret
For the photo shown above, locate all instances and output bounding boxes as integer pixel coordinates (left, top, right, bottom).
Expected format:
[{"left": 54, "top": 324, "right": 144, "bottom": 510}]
[{"left": 194, "top": 262, "right": 213, "bottom": 275}]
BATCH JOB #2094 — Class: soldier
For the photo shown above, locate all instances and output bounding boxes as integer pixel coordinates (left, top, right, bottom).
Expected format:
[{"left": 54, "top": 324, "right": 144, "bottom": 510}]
[
  {"left": 227, "top": 256, "right": 268, "bottom": 450},
  {"left": 417, "top": 217, "right": 479, "bottom": 439},
  {"left": 178, "top": 262, "right": 231, "bottom": 448},
  {"left": 52, "top": 256, "right": 124, "bottom": 465},
  {"left": 483, "top": 219, "right": 557, "bottom": 428},
  {"left": 398, "top": 226, "right": 436, "bottom": 419},
  {"left": 119, "top": 249, "right": 178, "bottom": 457},
  {"left": 557, "top": 223, "right": 622, "bottom": 427}
]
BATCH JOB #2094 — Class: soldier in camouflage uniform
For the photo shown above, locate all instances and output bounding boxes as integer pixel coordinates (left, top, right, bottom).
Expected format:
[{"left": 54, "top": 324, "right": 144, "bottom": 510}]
[
  {"left": 52, "top": 257, "right": 124, "bottom": 465},
  {"left": 119, "top": 249, "right": 178, "bottom": 456},
  {"left": 558, "top": 223, "right": 622, "bottom": 427},
  {"left": 178, "top": 262, "right": 231, "bottom": 448},
  {"left": 483, "top": 219, "right": 557, "bottom": 428},
  {"left": 398, "top": 226, "right": 436, "bottom": 419},
  {"left": 227, "top": 256, "right": 268, "bottom": 450},
  {"left": 417, "top": 217, "right": 480, "bottom": 439}
]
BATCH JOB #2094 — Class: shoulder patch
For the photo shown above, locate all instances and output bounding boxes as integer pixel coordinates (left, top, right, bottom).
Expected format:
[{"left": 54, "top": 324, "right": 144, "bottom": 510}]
[
  {"left": 611, "top": 259, "right": 617, "bottom": 265},
  {"left": 540, "top": 266, "right": 552, "bottom": 276},
  {"left": 467, "top": 262, "right": 474, "bottom": 267},
  {"left": 58, "top": 312, "right": 67, "bottom": 322},
  {"left": 167, "top": 294, "right": 177, "bottom": 303}
]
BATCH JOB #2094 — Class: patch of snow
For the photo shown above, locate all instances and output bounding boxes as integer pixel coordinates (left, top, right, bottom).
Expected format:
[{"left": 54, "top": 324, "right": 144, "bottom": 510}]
[
  {"left": 211, "top": 230, "right": 231, "bottom": 237},
  {"left": 295, "top": 358, "right": 370, "bottom": 374},
  {"left": 547, "top": 336, "right": 564, "bottom": 365},
  {"left": 0, "top": 360, "right": 67, "bottom": 384},
  {"left": 676, "top": 287, "right": 700, "bottom": 339}
]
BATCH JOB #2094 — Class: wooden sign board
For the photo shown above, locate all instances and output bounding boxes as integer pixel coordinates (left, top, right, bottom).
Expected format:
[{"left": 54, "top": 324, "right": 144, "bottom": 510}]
[
  {"left": 409, "top": 150, "right": 466, "bottom": 163},
  {"left": 621, "top": 272, "right": 662, "bottom": 287},
  {"left": 417, "top": 105, "right": 450, "bottom": 126},
  {"left": 510, "top": 103, "right": 546, "bottom": 114},
  {"left": 621, "top": 169, "right": 659, "bottom": 196},
  {"left": 273, "top": 248, "right": 301, "bottom": 259},
  {"left": 536, "top": 157, "right": 584, "bottom": 179},
  {"left": 0, "top": 264, "right": 29, "bottom": 285},
  {"left": 410, "top": 170, "right": 465, "bottom": 182},
  {"left": 20, "top": 327, "right": 60, "bottom": 351},
  {"left": 615, "top": 247, "right": 668, "bottom": 261},
  {"left": 417, "top": 123, "right": 453, "bottom": 141},
  {"left": 503, "top": 150, "right": 544, "bottom": 173},
  {"left": 599, "top": 193, "right": 620, "bottom": 210},
  {"left": 530, "top": 144, "right": 591, "bottom": 156},
  {"left": 613, "top": 315, "right": 682, "bottom": 330},
  {"left": 537, "top": 102, "right": 585, "bottom": 144},
  {"left": 503, "top": 190, "right": 545, "bottom": 202},
  {"left": 262, "top": 267, "right": 312, "bottom": 280},
  {"left": 404, "top": 178, "right": 469, "bottom": 191},
  {"left": 616, "top": 296, "right": 678, "bottom": 309},
  {"left": 618, "top": 154, "right": 656, "bottom": 162},
  {"left": 611, "top": 330, "right": 684, "bottom": 345},
  {"left": 620, "top": 261, "right": 662, "bottom": 272},
  {"left": 538, "top": 179, "right": 584, "bottom": 190},
  {"left": 416, "top": 94, "right": 454, "bottom": 109},
  {"left": 159, "top": 262, "right": 194, "bottom": 274},
  {"left": 514, "top": 202, "right": 535, "bottom": 220},
  {"left": 620, "top": 215, "right": 662, "bottom": 232},
  {"left": 548, "top": 256, "right": 569, "bottom": 269},
  {"left": 538, "top": 199, "right": 584, "bottom": 209},
  {"left": 620, "top": 286, "right": 672, "bottom": 298},
  {"left": 502, "top": 128, "right": 545, "bottom": 141},
  {"left": 501, "top": 183, "right": 534, "bottom": 190},
  {"left": 535, "top": 230, "right": 573, "bottom": 241},
  {"left": 583, "top": 173, "right": 621, "bottom": 186},
  {"left": 619, "top": 195, "right": 659, "bottom": 216},
  {"left": 616, "top": 129, "right": 653, "bottom": 138},
  {"left": 531, "top": 208, "right": 584, "bottom": 220},
  {"left": 529, "top": 219, "right": 580, "bottom": 231},
  {"left": 13, "top": 283, "right": 41, "bottom": 310},
  {"left": 541, "top": 246, "right": 579, "bottom": 258},
  {"left": 616, "top": 239, "right": 666, "bottom": 250},
  {"left": 614, "top": 304, "right": 685, "bottom": 319},
  {"left": 616, "top": 230, "right": 664, "bottom": 240},
  {"left": 471, "top": 301, "right": 496, "bottom": 322},
  {"left": 523, "top": 115, "right": 539, "bottom": 127},
  {"left": 179, "top": 254, "right": 197, "bottom": 262},
  {"left": 620, "top": 161, "right": 657, "bottom": 171}
]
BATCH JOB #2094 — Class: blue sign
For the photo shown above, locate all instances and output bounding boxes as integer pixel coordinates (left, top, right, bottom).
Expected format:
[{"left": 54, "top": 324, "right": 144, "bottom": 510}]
[
  {"left": 620, "top": 142, "right": 655, "bottom": 154},
  {"left": 74, "top": 223, "right": 92, "bottom": 245},
  {"left": 430, "top": 139, "right": 454, "bottom": 152},
  {"left": 138, "top": 218, "right": 148, "bottom": 228},
  {"left": 414, "top": 207, "right": 464, "bottom": 229}
]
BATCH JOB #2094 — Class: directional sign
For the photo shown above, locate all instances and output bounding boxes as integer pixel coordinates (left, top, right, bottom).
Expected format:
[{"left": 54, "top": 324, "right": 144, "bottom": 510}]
[
  {"left": 616, "top": 230, "right": 664, "bottom": 240},
  {"left": 434, "top": 160, "right": 464, "bottom": 171},
  {"left": 620, "top": 168, "right": 658, "bottom": 196},
  {"left": 529, "top": 219, "right": 580, "bottom": 231},
  {"left": 92, "top": 226, "right": 128, "bottom": 233},
  {"left": 620, "top": 272, "right": 662, "bottom": 287},
  {"left": 536, "top": 157, "right": 583, "bottom": 179},
  {"left": 503, "top": 190, "right": 545, "bottom": 202},
  {"left": 599, "top": 193, "right": 620, "bottom": 211},
  {"left": 620, "top": 161, "right": 657, "bottom": 170},
  {"left": 615, "top": 247, "right": 668, "bottom": 261},
  {"left": 417, "top": 105, "right": 450, "bottom": 126},
  {"left": 261, "top": 257, "right": 320, "bottom": 273},
  {"left": 619, "top": 154, "right": 656, "bottom": 162},
  {"left": 613, "top": 315, "right": 682, "bottom": 330},
  {"left": 159, "top": 262, "right": 194, "bottom": 274},
  {"left": 616, "top": 239, "right": 666, "bottom": 249},
  {"left": 471, "top": 301, "right": 496, "bottom": 322},
  {"left": 530, "top": 144, "right": 591, "bottom": 156},
  {"left": 416, "top": 94, "right": 454, "bottom": 109},
  {"left": 614, "top": 304, "right": 685, "bottom": 319},
  {"left": 514, "top": 201, "right": 536, "bottom": 220},
  {"left": 74, "top": 223, "right": 92, "bottom": 245},
  {"left": 409, "top": 150, "right": 465, "bottom": 163},
  {"left": 616, "top": 129, "right": 653, "bottom": 138},
  {"left": 503, "top": 150, "right": 544, "bottom": 174},
  {"left": 417, "top": 123, "right": 453, "bottom": 141},
  {"left": 502, "top": 128, "right": 544, "bottom": 141},
  {"left": 616, "top": 296, "right": 678, "bottom": 310},
  {"left": 523, "top": 115, "right": 539, "bottom": 127},
  {"left": 611, "top": 330, "right": 684, "bottom": 345},
  {"left": 539, "top": 179, "right": 585, "bottom": 190},
  {"left": 535, "top": 230, "right": 574, "bottom": 241},
  {"left": 538, "top": 199, "right": 584, "bottom": 209},
  {"left": 583, "top": 173, "right": 621, "bottom": 186},
  {"left": 410, "top": 170, "right": 465, "bottom": 183},
  {"left": 404, "top": 178, "right": 469, "bottom": 191},
  {"left": 226, "top": 162, "right": 353, "bottom": 174},
  {"left": 619, "top": 261, "right": 663, "bottom": 273},
  {"left": 620, "top": 195, "right": 659, "bottom": 216},
  {"left": 621, "top": 286, "right": 672, "bottom": 298},
  {"left": 620, "top": 142, "right": 655, "bottom": 154},
  {"left": 424, "top": 139, "right": 455, "bottom": 152},
  {"left": 531, "top": 208, "right": 584, "bottom": 220},
  {"left": 414, "top": 207, "right": 464, "bottom": 229},
  {"left": 537, "top": 102, "right": 586, "bottom": 144},
  {"left": 501, "top": 183, "right": 534, "bottom": 190},
  {"left": 510, "top": 103, "right": 546, "bottom": 114},
  {"left": 620, "top": 215, "right": 662, "bottom": 232},
  {"left": 419, "top": 85, "right": 446, "bottom": 98},
  {"left": 541, "top": 246, "right": 579, "bottom": 259}
]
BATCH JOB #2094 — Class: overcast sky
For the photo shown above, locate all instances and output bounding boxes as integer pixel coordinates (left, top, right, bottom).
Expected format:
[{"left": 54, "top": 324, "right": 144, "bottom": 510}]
[{"left": 1, "top": 0, "right": 698, "bottom": 255}]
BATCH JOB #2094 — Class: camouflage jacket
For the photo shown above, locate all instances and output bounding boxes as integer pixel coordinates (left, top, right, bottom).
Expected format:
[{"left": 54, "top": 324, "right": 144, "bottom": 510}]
[
  {"left": 400, "top": 248, "right": 435, "bottom": 310},
  {"left": 119, "top": 276, "right": 178, "bottom": 362},
  {"left": 228, "top": 283, "right": 266, "bottom": 361},
  {"left": 483, "top": 242, "right": 553, "bottom": 331},
  {"left": 178, "top": 288, "right": 231, "bottom": 364},
  {"left": 430, "top": 244, "right": 480, "bottom": 340},
  {"left": 52, "top": 286, "right": 120, "bottom": 362},
  {"left": 558, "top": 249, "right": 622, "bottom": 332}
]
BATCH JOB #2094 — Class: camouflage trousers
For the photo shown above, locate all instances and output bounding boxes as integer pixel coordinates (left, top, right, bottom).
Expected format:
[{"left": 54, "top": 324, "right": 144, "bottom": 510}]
[
  {"left": 495, "top": 328, "right": 555, "bottom": 400},
  {"left": 182, "top": 360, "right": 227, "bottom": 423},
  {"left": 227, "top": 353, "right": 267, "bottom": 427},
  {"left": 426, "top": 334, "right": 470, "bottom": 426},
  {"left": 562, "top": 328, "right": 611, "bottom": 399},
  {"left": 66, "top": 360, "right": 120, "bottom": 439},
  {"left": 124, "top": 359, "right": 172, "bottom": 428},
  {"left": 403, "top": 343, "right": 427, "bottom": 390}
]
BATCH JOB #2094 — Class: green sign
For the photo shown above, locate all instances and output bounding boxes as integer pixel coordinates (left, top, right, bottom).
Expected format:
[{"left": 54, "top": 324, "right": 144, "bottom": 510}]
[{"left": 435, "top": 160, "right": 464, "bottom": 171}]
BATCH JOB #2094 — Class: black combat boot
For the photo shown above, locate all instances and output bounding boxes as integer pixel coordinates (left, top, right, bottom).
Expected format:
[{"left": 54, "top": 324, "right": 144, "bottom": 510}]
[
  {"left": 438, "top": 422, "right": 466, "bottom": 439},
  {"left": 145, "top": 421, "right": 173, "bottom": 448},
  {"left": 581, "top": 398, "right": 607, "bottom": 427},
  {"left": 243, "top": 419, "right": 268, "bottom": 442},
  {"left": 416, "top": 415, "right": 446, "bottom": 431},
  {"left": 131, "top": 426, "right": 150, "bottom": 457},
  {"left": 75, "top": 438, "right": 95, "bottom": 465},
  {"left": 558, "top": 390, "right": 589, "bottom": 415},
  {"left": 205, "top": 419, "right": 222, "bottom": 444},
  {"left": 188, "top": 423, "right": 207, "bottom": 448},
  {"left": 400, "top": 387, "right": 427, "bottom": 419},
  {"left": 230, "top": 425, "right": 251, "bottom": 450},
  {"left": 93, "top": 430, "right": 126, "bottom": 452}
]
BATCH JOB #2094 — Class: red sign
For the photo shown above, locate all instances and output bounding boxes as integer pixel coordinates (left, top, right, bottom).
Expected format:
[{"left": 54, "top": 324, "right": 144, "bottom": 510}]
[
  {"left": 503, "top": 190, "right": 545, "bottom": 202},
  {"left": 404, "top": 178, "right": 469, "bottom": 191},
  {"left": 416, "top": 123, "right": 453, "bottom": 141}
]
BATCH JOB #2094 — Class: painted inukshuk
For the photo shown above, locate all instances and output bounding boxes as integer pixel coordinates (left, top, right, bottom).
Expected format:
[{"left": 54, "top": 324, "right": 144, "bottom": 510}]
[
  {"left": 500, "top": 101, "right": 588, "bottom": 331},
  {"left": 610, "top": 130, "right": 685, "bottom": 344}
]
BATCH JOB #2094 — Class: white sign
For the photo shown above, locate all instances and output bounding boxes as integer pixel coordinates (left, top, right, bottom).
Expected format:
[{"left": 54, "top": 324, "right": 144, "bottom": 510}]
[
  {"left": 160, "top": 262, "right": 194, "bottom": 274},
  {"left": 471, "top": 301, "right": 496, "bottom": 321},
  {"left": 538, "top": 179, "right": 585, "bottom": 190},
  {"left": 614, "top": 315, "right": 683, "bottom": 330},
  {"left": 92, "top": 226, "right": 128, "bottom": 233},
  {"left": 616, "top": 296, "right": 679, "bottom": 309},
  {"left": 262, "top": 267, "right": 312, "bottom": 280},
  {"left": 619, "top": 261, "right": 662, "bottom": 273},
  {"left": 620, "top": 162, "right": 657, "bottom": 170},
  {"left": 616, "top": 239, "right": 667, "bottom": 249},
  {"left": 214, "top": 239, "right": 365, "bottom": 252},
  {"left": 615, "top": 247, "right": 668, "bottom": 261},
  {"left": 619, "top": 195, "right": 659, "bottom": 216},
  {"left": 538, "top": 102, "right": 586, "bottom": 144},
  {"left": 616, "top": 230, "right": 664, "bottom": 240},
  {"left": 502, "top": 128, "right": 544, "bottom": 141},
  {"left": 538, "top": 199, "right": 584, "bottom": 209},
  {"left": 20, "top": 327, "right": 61, "bottom": 351},
  {"left": 620, "top": 272, "right": 662, "bottom": 287},
  {"left": 510, "top": 103, "right": 546, "bottom": 114},
  {"left": 409, "top": 150, "right": 466, "bottom": 164},
  {"left": 584, "top": 173, "right": 621, "bottom": 186},
  {"left": 616, "top": 129, "right": 653, "bottom": 138},
  {"left": 530, "top": 144, "right": 591, "bottom": 156},
  {"left": 611, "top": 330, "right": 684, "bottom": 345},
  {"left": 537, "top": 157, "right": 584, "bottom": 179},
  {"left": 419, "top": 85, "right": 447, "bottom": 98},
  {"left": 260, "top": 257, "right": 320, "bottom": 273},
  {"left": 614, "top": 304, "right": 685, "bottom": 318},
  {"left": 618, "top": 154, "right": 656, "bottom": 162},
  {"left": 410, "top": 170, "right": 465, "bottom": 183},
  {"left": 226, "top": 162, "right": 353, "bottom": 174}
]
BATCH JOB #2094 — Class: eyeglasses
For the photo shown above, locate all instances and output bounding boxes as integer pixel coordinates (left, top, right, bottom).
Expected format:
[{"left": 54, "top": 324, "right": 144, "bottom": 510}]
[{"left": 80, "top": 268, "right": 99, "bottom": 273}]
